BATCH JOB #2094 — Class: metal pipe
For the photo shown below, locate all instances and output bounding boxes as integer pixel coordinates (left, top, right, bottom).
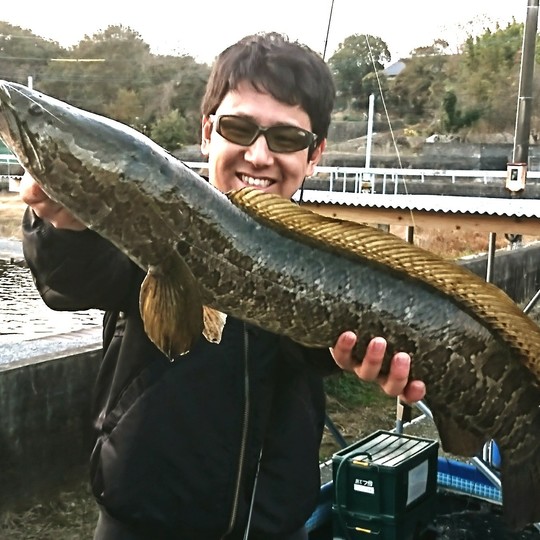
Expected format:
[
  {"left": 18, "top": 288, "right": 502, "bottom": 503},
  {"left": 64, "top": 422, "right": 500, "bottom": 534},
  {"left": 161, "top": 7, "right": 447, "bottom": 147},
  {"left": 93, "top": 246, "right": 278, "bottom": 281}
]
[
  {"left": 524, "top": 287, "right": 540, "bottom": 314},
  {"left": 485, "top": 232, "right": 497, "bottom": 283},
  {"left": 365, "top": 94, "right": 375, "bottom": 169},
  {"left": 470, "top": 456, "right": 502, "bottom": 490}
]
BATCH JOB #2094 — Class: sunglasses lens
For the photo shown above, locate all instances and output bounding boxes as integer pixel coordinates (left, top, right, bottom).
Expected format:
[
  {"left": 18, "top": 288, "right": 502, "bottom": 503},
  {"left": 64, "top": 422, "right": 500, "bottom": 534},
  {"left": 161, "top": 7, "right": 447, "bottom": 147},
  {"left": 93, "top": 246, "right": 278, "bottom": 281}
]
[
  {"left": 218, "top": 116, "right": 258, "bottom": 146},
  {"left": 216, "top": 115, "right": 314, "bottom": 153},
  {"left": 266, "top": 126, "right": 312, "bottom": 152}
]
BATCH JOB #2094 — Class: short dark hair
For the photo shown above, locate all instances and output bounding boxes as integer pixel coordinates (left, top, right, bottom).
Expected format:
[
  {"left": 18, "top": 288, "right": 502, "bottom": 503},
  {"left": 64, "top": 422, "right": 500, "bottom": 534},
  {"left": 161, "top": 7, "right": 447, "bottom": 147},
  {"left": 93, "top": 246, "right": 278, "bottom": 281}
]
[{"left": 201, "top": 32, "right": 336, "bottom": 143}]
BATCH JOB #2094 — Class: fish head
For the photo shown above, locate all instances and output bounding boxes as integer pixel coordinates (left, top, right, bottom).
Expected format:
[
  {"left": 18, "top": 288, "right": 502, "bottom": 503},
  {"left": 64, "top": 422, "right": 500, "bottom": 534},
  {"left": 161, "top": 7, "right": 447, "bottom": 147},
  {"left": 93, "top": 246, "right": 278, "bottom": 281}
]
[
  {"left": 0, "top": 79, "right": 152, "bottom": 226},
  {"left": 0, "top": 80, "right": 48, "bottom": 176},
  {"left": 0, "top": 79, "right": 93, "bottom": 208}
]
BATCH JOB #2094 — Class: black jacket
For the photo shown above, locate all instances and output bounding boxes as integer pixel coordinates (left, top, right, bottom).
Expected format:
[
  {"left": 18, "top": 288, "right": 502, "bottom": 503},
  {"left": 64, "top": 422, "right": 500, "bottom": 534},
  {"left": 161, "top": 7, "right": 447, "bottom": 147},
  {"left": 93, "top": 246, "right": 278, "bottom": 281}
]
[{"left": 22, "top": 208, "right": 339, "bottom": 539}]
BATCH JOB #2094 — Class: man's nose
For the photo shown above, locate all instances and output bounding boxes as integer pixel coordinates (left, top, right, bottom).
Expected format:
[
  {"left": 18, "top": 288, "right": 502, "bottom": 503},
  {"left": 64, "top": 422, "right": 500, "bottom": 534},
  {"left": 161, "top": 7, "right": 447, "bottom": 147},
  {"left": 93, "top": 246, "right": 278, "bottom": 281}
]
[{"left": 244, "top": 134, "right": 274, "bottom": 166}]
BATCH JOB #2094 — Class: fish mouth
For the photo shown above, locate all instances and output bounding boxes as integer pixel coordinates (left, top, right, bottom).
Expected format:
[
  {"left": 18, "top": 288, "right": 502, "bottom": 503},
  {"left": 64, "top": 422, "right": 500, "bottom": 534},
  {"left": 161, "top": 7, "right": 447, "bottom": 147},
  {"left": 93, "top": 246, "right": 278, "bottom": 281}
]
[
  {"left": 0, "top": 82, "right": 44, "bottom": 174},
  {"left": 0, "top": 83, "right": 17, "bottom": 151}
]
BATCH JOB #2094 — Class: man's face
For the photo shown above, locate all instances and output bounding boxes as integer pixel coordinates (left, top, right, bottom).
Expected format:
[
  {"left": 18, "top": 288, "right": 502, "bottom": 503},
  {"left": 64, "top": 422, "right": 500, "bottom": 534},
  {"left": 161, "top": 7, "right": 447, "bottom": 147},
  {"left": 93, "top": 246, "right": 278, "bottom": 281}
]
[{"left": 201, "top": 81, "right": 325, "bottom": 199}]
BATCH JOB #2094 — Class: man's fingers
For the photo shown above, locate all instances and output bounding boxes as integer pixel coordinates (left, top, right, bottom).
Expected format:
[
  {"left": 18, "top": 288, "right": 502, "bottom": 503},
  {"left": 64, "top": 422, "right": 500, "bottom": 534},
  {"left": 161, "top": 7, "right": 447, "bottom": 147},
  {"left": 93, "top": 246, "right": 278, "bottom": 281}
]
[
  {"left": 331, "top": 331, "right": 357, "bottom": 370},
  {"left": 19, "top": 172, "right": 47, "bottom": 206},
  {"left": 19, "top": 171, "right": 86, "bottom": 230},
  {"left": 377, "top": 352, "right": 410, "bottom": 396},
  {"left": 400, "top": 380, "right": 426, "bottom": 404},
  {"left": 350, "top": 337, "right": 386, "bottom": 381},
  {"left": 331, "top": 332, "right": 426, "bottom": 403}
]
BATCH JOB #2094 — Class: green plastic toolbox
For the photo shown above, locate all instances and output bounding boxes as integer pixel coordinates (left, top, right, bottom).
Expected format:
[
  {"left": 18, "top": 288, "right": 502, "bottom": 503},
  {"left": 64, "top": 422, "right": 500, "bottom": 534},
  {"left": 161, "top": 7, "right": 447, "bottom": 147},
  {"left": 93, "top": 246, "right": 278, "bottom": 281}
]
[{"left": 332, "top": 430, "right": 439, "bottom": 519}]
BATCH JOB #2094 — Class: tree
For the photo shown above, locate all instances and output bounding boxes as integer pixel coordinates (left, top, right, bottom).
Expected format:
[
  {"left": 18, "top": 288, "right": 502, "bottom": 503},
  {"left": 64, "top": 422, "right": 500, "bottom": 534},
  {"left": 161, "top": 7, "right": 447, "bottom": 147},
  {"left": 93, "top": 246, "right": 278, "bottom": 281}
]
[
  {"left": 440, "top": 90, "right": 481, "bottom": 132},
  {"left": 455, "top": 20, "right": 523, "bottom": 131},
  {"left": 150, "top": 109, "right": 188, "bottom": 151},
  {"left": 0, "top": 21, "right": 63, "bottom": 85},
  {"left": 138, "top": 57, "right": 210, "bottom": 145},
  {"left": 386, "top": 42, "right": 450, "bottom": 124},
  {"left": 328, "top": 34, "right": 390, "bottom": 111},
  {"left": 42, "top": 25, "right": 151, "bottom": 114},
  {"left": 104, "top": 88, "right": 145, "bottom": 129}
]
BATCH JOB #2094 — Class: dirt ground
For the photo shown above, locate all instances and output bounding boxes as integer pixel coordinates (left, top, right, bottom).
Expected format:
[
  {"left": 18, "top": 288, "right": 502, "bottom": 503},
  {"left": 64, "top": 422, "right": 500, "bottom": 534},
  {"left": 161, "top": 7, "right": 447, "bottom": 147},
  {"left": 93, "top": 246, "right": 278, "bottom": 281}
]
[
  {"left": 0, "top": 385, "right": 399, "bottom": 539},
  {"left": 0, "top": 190, "right": 26, "bottom": 239}
]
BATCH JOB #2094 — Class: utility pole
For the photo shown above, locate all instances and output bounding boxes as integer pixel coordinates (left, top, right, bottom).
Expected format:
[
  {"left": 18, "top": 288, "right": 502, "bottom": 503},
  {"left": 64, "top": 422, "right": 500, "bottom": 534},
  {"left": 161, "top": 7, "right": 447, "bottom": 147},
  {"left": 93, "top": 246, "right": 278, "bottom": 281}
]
[{"left": 506, "top": 0, "right": 539, "bottom": 192}]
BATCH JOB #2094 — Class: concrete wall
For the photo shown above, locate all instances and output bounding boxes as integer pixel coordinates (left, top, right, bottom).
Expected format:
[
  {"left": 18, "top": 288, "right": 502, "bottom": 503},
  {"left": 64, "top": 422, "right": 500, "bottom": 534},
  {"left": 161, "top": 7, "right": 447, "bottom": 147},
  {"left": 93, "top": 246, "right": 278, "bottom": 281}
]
[
  {"left": 0, "top": 346, "right": 101, "bottom": 513},
  {"left": 460, "top": 242, "right": 540, "bottom": 307},
  {"left": 321, "top": 142, "right": 540, "bottom": 170}
]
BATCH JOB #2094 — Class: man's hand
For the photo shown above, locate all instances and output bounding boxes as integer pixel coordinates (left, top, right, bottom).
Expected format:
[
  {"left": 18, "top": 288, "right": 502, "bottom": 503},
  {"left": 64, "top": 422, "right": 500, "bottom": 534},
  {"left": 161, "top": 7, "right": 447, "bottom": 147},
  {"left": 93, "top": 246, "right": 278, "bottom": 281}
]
[
  {"left": 19, "top": 172, "right": 86, "bottom": 231},
  {"left": 331, "top": 331, "right": 426, "bottom": 404}
]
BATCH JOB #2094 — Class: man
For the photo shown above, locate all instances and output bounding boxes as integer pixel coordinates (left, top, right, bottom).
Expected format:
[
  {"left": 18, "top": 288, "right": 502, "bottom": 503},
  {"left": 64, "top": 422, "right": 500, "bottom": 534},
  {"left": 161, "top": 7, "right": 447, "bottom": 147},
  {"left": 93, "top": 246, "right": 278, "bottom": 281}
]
[{"left": 20, "top": 32, "right": 425, "bottom": 540}]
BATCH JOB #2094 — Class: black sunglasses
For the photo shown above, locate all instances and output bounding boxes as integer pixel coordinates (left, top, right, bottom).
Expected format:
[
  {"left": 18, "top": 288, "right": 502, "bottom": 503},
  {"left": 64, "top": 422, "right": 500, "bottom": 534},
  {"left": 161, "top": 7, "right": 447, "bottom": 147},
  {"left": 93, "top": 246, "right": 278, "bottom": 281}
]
[{"left": 210, "top": 114, "right": 317, "bottom": 153}]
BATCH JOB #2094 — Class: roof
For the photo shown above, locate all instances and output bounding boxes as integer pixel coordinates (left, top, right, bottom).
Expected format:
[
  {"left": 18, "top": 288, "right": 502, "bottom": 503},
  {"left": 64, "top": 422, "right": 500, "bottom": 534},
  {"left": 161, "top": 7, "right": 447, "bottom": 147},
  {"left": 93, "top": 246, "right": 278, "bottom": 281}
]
[
  {"left": 382, "top": 60, "right": 406, "bottom": 77},
  {"left": 297, "top": 190, "right": 540, "bottom": 219}
]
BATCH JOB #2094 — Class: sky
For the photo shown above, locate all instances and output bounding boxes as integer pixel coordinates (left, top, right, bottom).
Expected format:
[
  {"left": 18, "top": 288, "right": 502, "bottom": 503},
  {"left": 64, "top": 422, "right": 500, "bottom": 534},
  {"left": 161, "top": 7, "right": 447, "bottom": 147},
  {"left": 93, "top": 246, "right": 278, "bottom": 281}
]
[{"left": 1, "top": 0, "right": 530, "bottom": 64}]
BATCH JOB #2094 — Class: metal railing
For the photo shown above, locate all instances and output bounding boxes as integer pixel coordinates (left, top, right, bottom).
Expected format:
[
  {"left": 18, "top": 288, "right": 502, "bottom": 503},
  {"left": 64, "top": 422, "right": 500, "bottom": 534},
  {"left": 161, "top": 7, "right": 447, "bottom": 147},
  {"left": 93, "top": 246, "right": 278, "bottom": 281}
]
[
  {"left": 184, "top": 161, "right": 540, "bottom": 195},
  {"left": 6, "top": 157, "right": 540, "bottom": 197}
]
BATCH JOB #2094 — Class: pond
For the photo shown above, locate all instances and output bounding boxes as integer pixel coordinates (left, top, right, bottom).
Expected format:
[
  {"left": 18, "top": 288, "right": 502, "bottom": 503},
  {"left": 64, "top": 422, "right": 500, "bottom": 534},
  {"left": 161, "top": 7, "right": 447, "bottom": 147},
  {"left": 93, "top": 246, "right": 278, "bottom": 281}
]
[{"left": 0, "top": 259, "right": 103, "bottom": 347}]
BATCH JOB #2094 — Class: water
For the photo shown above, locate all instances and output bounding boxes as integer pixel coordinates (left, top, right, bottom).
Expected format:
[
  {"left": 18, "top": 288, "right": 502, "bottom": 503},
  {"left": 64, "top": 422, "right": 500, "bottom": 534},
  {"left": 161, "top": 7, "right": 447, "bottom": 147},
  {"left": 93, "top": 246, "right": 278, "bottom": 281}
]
[{"left": 0, "top": 259, "right": 103, "bottom": 346}]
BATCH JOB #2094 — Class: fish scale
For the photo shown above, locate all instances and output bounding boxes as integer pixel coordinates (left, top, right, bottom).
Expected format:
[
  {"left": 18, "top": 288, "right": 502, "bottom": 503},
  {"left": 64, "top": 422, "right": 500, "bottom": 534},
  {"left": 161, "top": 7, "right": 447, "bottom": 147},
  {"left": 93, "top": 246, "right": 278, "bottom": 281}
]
[{"left": 1, "top": 80, "right": 540, "bottom": 530}]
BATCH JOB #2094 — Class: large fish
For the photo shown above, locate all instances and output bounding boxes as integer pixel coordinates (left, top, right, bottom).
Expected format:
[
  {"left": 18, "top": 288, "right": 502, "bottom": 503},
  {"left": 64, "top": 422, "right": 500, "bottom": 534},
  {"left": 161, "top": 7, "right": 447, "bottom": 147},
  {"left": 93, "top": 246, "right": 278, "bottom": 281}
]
[{"left": 1, "top": 80, "right": 540, "bottom": 529}]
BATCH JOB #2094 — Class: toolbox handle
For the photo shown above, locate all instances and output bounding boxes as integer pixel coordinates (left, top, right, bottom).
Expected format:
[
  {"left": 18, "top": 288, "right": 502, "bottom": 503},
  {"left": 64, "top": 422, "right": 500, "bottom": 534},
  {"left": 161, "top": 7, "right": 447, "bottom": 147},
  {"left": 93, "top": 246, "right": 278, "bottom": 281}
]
[{"left": 334, "top": 450, "right": 374, "bottom": 540}]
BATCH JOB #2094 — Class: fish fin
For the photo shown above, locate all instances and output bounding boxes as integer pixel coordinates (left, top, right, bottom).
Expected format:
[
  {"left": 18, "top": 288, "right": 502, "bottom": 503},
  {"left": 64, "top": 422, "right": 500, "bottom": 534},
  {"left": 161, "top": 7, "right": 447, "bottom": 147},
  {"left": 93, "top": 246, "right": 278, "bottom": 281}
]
[
  {"left": 202, "top": 306, "right": 227, "bottom": 344},
  {"left": 139, "top": 253, "right": 203, "bottom": 359}
]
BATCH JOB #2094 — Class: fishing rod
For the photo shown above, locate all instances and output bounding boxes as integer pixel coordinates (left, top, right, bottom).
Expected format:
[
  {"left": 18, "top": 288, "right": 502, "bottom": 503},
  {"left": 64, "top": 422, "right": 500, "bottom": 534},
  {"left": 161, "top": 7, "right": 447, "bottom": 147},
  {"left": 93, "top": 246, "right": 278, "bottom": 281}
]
[{"left": 322, "top": 0, "right": 335, "bottom": 62}]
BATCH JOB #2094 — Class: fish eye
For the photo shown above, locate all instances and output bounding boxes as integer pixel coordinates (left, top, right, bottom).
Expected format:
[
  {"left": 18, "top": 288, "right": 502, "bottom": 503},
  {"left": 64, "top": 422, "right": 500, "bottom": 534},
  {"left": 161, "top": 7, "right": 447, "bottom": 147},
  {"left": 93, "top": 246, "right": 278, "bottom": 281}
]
[{"left": 29, "top": 103, "right": 44, "bottom": 116}]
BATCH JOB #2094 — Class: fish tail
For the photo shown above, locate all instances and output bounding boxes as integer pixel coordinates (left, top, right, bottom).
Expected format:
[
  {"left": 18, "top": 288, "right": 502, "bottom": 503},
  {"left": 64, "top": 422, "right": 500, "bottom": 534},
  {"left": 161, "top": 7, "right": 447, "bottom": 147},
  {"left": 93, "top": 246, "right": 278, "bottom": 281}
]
[{"left": 501, "top": 458, "right": 540, "bottom": 530}]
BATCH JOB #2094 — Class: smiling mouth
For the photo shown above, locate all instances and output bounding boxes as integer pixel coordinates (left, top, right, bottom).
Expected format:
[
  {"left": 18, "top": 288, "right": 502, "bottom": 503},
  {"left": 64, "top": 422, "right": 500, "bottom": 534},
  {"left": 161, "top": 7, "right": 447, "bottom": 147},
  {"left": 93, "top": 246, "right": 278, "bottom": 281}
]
[{"left": 240, "top": 174, "right": 274, "bottom": 188}]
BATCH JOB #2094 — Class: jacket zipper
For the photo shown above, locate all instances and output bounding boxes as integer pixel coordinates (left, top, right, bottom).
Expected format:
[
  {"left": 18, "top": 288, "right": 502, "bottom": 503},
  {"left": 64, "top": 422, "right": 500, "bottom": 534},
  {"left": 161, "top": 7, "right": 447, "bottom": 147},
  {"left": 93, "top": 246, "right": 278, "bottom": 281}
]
[{"left": 224, "top": 323, "right": 250, "bottom": 536}]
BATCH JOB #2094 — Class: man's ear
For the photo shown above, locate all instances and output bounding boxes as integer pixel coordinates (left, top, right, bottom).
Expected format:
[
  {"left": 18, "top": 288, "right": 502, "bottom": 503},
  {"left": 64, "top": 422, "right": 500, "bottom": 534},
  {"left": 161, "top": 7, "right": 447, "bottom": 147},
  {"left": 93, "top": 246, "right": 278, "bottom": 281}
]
[
  {"left": 200, "top": 116, "right": 212, "bottom": 156},
  {"left": 306, "top": 138, "right": 326, "bottom": 176}
]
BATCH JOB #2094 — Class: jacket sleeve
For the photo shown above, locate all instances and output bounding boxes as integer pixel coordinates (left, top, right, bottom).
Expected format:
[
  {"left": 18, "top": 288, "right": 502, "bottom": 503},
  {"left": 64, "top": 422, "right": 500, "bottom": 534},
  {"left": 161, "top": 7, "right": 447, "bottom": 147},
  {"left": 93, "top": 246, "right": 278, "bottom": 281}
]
[
  {"left": 279, "top": 335, "right": 341, "bottom": 377},
  {"left": 22, "top": 207, "right": 142, "bottom": 312}
]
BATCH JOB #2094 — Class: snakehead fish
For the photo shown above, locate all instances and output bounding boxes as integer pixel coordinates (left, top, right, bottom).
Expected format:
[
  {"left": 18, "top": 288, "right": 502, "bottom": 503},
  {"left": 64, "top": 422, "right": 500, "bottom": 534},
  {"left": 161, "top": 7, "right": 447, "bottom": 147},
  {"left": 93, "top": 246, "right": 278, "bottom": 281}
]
[{"left": 1, "top": 80, "right": 540, "bottom": 529}]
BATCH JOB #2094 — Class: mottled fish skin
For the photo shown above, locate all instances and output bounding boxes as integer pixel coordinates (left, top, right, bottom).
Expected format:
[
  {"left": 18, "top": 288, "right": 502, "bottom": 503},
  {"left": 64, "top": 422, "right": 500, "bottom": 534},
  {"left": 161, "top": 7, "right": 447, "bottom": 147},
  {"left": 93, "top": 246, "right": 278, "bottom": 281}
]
[{"left": 1, "top": 80, "right": 540, "bottom": 530}]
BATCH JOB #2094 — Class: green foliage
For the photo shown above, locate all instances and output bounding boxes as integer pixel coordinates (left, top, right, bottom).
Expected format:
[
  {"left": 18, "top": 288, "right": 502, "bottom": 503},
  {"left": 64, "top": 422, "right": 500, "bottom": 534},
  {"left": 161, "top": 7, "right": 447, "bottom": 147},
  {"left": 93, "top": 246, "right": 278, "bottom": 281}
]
[
  {"left": 41, "top": 25, "right": 152, "bottom": 113},
  {"left": 329, "top": 34, "right": 390, "bottom": 111},
  {"left": 0, "top": 21, "right": 64, "bottom": 85},
  {"left": 324, "top": 372, "right": 382, "bottom": 408},
  {"left": 384, "top": 20, "right": 531, "bottom": 134},
  {"left": 104, "top": 88, "right": 144, "bottom": 127},
  {"left": 386, "top": 43, "right": 450, "bottom": 124},
  {"left": 1, "top": 18, "right": 537, "bottom": 143},
  {"left": 443, "top": 21, "right": 522, "bottom": 132},
  {"left": 150, "top": 109, "right": 188, "bottom": 151},
  {"left": 441, "top": 90, "right": 482, "bottom": 132},
  {"left": 0, "top": 22, "right": 211, "bottom": 148}
]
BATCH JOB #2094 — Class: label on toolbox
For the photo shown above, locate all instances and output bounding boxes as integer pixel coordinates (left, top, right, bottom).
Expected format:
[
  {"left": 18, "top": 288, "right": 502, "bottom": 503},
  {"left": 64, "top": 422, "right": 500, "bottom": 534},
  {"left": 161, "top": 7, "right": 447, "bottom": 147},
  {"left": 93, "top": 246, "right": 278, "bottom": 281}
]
[
  {"left": 353, "top": 478, "right": 375, "bottom": 495},
  {"left": 407, "top": 459, "right": 428, "bottom": 505}
]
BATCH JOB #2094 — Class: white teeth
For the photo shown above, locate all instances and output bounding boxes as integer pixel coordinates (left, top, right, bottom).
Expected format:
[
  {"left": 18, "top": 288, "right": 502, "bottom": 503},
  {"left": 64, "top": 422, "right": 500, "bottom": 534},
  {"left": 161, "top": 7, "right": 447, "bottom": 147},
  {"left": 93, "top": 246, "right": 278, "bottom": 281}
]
[{"left": 241, "top": 175, "right": 272, "bottom": 188}]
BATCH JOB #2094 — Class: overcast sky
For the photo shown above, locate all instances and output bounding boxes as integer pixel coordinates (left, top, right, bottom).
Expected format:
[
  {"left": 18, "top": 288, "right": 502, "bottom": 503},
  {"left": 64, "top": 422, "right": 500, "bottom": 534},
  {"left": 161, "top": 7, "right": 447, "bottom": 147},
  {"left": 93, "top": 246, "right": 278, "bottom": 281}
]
[{"left": 1, "top": 0, "right": 529, "bottom": 64}]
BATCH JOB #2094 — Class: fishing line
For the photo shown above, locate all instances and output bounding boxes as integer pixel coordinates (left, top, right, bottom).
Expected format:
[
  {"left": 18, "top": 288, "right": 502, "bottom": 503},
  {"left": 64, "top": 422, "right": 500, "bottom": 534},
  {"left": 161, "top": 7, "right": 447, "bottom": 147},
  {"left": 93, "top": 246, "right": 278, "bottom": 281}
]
[
  {"left": 321, "top": 1, "right": 416, "bottom": 233},
  {"left": 364, "top": 36, "right": 416, "bottom": 230}
]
